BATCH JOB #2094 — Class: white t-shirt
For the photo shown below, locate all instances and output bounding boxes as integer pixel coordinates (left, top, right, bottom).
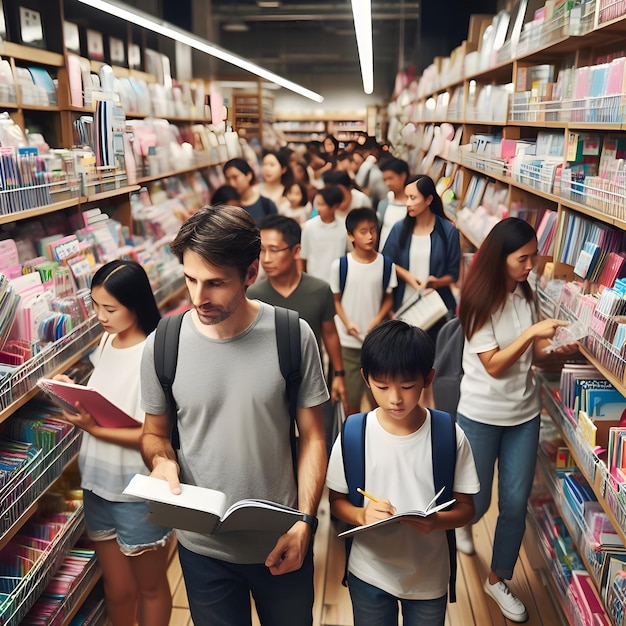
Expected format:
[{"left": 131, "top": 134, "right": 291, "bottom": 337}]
[
  {"left": 401, "top": 234, "right": 431, "bottom": 308},
  {"left": 80, "top": 334, "right": 149, "bottom": 501},
  {"left": 329, "top": 253, "right": 397, "bottom": 349},
  {"left": 457, "top": 285, "right": 541, "bottom": 426},
  {"left": 301, "top": 216, "right": 349, "bottom": 284},
  {"left": 326, "top": 409, "right": 479, "bottom": 599}
]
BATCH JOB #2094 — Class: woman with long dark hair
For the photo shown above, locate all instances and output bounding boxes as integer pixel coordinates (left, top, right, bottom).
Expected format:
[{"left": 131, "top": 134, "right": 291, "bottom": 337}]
[
  {"left": 382, "top": 174, "right": 460, "bottom": 341},
  {"left": 455, "top": 218, "right": 567, "bottom": 623},
  {"left": 54, "top": 260, "right": 171, "bottom": 626}
]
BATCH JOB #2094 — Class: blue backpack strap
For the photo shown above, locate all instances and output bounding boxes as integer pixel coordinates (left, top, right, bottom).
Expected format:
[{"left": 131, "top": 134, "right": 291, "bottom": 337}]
[
  {"left": 153, "top": 312, "right": 186, "bottom": 450},
  {"left": 340, "top": 411, "right": 368, "bottom": 586},
  {"left": 339, "top": 255, "right": 348, "bottom": 295},
  {"left": 430, "top": 408, "right": 458, "bottom": 603},
  {"left": 275, "top": 306, "right": 302, "bottom": 482},
  {"left": 382, "top": 255, "right": 393, "bottom": 291}
]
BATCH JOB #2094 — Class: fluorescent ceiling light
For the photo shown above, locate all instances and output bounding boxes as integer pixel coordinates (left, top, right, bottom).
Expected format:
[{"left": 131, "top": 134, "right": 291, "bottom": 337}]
[
  {"left": 222, "top": 21, "right": 250, "bottom": 32},
  {"left": 350, "top": 0, "right": 374, "bottom": 95},
  {"left": 256, "top": 1, "right": 282, "bottom": 7},
  {"left": 76, "top": 0, "right": 324, "bottom": 103}
]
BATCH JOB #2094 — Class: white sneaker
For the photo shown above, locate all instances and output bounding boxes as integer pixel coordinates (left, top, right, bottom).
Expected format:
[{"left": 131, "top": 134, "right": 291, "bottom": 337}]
[
  {"left": 484, "top": 579, "right": 528, "bottom": 623},
  {"left": 455, "top": 524, "right": 475, "bottom": 555}
]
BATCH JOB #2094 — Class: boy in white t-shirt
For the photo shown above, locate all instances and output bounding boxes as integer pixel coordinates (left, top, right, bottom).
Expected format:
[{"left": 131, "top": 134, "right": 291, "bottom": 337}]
[
  {"left": 330, "top": 208, "right": 397, "bottom": 416},
  {"left": 300, "top": 185, "right": 348, "bottom": 284},
  {"left": 326, "top": 320, "right": 479, "bottom": 626}
]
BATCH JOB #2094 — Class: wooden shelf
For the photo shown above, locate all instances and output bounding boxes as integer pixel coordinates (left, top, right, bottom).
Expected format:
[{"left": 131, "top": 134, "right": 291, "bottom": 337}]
[
  {"left": 80, "top": 185, "right": 141, "bottom": 203},
  {"left": 578, "top": 345, "right": 626, "bottom": 397},
  {"left": 0, "top": 197, "right": 80, "bottom": 225},
  {"left": 0, "top": 42, "right": 64, "bottom": 67}
]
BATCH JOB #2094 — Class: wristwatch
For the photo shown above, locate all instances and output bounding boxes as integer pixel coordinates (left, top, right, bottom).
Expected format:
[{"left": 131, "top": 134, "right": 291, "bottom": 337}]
[
  {"left": 334, "top": 370, "right": 345, "bottom": 376},
  {"left": 301, "top": 514, "right": 318, "bottom": 533}
]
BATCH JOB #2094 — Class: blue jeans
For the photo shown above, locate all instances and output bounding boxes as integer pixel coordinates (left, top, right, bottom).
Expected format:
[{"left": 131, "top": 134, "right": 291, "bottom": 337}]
[
  {"left": 457, "top": 413, "right": 540, "bottom": 580},
  {"left": 348, "top": 573, "right": 447, "bottom": 626},
  {"left": 178, "top": 543, "right": 314, "bottom": 626}
]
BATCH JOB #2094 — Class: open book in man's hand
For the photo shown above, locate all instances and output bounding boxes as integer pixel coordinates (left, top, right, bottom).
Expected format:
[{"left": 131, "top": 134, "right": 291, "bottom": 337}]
[
  {"left": 338, "top": 488, "right": 455, "bottom": 538},
  {"left": 123, "top": 474, "right": 305, "bottom": 535}
]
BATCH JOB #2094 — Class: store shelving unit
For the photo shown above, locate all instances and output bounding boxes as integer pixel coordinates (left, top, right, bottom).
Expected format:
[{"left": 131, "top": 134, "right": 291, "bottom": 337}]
[
  {"left": 389, "top": 5, "right": 626, "bottom": 623},
  {"left": 0, "top": 1, "right": 230, "bottom": 622},
  {"left": 273, "top": 110, "right": 369, "bottom": 144}
]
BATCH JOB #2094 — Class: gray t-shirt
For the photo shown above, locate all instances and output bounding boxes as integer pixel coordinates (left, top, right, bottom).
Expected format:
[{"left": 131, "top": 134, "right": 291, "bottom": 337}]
[
  {"left": 141, "top": 301, "right": 329, "bottom": 563},
  {"left": 247, "top": 274, "right": 336, "bottom": 347}
]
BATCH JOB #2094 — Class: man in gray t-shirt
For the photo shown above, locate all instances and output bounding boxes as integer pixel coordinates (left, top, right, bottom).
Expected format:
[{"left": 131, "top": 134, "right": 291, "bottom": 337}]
[{"left": 140, "top": 206, "right": 329, "bottom": 626}]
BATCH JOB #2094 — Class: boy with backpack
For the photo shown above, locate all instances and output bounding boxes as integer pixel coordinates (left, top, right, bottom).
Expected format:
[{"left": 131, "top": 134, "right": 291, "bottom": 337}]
[
  {"left": 326, "top": 320, "right": 479, "bottom": 625},
  {"left": 330, "top": 208, "right": 397, "bottom": 416}
]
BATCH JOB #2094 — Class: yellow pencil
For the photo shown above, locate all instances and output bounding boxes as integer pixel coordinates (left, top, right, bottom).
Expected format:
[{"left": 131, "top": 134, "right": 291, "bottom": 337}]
[{"left": 357, "top": 487, "right": 380, "bottom": 503}]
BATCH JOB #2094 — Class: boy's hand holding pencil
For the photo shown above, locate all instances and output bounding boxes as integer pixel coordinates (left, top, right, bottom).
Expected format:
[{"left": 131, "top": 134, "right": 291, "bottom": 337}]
[{"left": 358, "top": 488, "right": 396, "bottom": 525}]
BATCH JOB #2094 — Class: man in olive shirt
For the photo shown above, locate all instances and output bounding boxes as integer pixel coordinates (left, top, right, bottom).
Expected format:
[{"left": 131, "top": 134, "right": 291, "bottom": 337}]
[{"left": 248, "top": 215, "right": 347, "bottom": 454}]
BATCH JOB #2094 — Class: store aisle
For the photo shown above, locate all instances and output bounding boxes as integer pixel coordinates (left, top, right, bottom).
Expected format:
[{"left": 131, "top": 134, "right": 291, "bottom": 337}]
[{"left": 167, "top": 484, "right": 564, "bottom": 626}]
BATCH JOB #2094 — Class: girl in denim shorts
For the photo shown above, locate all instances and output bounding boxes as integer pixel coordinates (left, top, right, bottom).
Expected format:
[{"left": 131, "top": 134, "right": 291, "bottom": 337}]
[{"left": 54, "top": 260, "right": 172, "bottom": 626}]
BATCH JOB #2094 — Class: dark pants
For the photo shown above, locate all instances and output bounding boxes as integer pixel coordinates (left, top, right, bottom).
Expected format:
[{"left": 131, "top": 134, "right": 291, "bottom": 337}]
[{"left": 178, "top": 543, "right": 314, "bottom": 625}]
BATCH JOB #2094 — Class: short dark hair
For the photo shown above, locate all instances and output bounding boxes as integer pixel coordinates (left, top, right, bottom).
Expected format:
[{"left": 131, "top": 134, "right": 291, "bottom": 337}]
[
  {"left": 211, "top": 184, "right": 240, "bottom": 206},
  {"left": 316, "top": 185, "right": 344, "bottom": 208},
  {"left": 170, "top": 205, "right": 260, "bottom": 280},
  {"left": 345, "top": 208, "right": 378, "bottom": 234},
  {"left": 223, "top": 158, "right": 257, "bottom": 185},
  {"left": 259, "top": 214, "right": 301, "bottom": 247},
  {"left": 380, "top": 157, "right": 410, "bottom": 178},
  {"left": 91, "top": 260, "right": 161, "bottom": 336},
  {"left": 322, "top": 170, "right": 352, "bottom": 189},
  {"left": 361, "top": 320, "right": 435, "bottom": 381}
]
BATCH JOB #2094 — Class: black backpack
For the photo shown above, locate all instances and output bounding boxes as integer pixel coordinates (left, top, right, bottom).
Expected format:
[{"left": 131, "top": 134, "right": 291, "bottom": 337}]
[
  {"left": 153, "top": 306, "right": 302, "bottom": 473},
  {"left": 432, "top": 317, "right": 464, "bottom": 420}
]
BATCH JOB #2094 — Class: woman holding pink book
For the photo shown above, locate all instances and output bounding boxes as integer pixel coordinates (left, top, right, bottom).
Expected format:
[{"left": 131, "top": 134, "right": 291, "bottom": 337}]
[{"left": 55, "top": 260, "right": 171, "bottom": 626}]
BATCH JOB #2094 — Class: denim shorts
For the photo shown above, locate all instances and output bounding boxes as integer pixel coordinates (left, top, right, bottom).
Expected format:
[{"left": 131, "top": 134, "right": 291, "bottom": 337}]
[{"left": 83, "top": 489, "right": 172, "bottom": 556}]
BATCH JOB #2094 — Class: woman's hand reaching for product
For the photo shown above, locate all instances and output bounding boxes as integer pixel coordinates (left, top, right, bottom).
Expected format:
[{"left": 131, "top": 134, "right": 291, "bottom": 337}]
[{"left": 531, "top": 318, "right": 568, "bottom": 339}]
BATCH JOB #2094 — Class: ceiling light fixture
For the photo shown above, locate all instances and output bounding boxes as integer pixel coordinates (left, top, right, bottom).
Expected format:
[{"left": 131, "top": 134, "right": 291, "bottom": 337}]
[
  {"left": 256, "top": 1, "right": 282, "bottom": 7},
  {"left": 350, "top": 0, "right": 374, "bottom": 95},
  {"left": 222, "top": 21, "right": 250, "bottom": 32},
  {"left": 76, "top": 0, "right": 324, "bottom": 103}
]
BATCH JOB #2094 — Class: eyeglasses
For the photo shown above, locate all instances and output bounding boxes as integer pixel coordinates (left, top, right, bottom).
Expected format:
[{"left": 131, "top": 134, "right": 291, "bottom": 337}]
[{"left": 260, "top": 245, "right": 293, "bottom": 256}]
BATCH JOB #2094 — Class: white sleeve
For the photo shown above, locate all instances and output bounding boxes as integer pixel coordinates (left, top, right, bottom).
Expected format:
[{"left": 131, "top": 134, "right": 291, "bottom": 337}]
[
  {"left": 326, "top": 435, "right": 349, "bottom": 494},
  {"left": 465, "top": 317, "right": 499, "bottom": 354}
]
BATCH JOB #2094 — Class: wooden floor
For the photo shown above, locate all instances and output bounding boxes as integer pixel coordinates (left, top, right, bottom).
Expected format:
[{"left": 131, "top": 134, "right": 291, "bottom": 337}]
[{"left": 167, "top": 484, "right": 566, "bottom": 626}]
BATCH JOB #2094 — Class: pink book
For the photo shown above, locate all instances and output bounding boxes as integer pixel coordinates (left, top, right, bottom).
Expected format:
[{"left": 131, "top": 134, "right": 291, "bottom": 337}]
[
  {"left": 607, "top": 57, "right": 626, "bottom": 94},
  {"left": 37, "top": 378, "right": 141, "bottom": 428}
]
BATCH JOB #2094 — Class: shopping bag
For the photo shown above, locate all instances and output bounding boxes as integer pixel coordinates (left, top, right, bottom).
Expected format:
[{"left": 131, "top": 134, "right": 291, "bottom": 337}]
[{"left": 395, "top": 289, "right": 448, "bottom": 330}]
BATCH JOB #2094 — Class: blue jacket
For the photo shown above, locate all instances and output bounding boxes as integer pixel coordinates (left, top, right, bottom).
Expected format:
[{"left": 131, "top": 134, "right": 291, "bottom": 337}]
[{"left": 382, "top": 215, "right": 461, "bottom": 312}]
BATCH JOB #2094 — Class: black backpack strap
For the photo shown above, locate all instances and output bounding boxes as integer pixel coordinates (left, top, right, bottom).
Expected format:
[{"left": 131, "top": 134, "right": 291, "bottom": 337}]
[
  {"left": 275, "top": 306, "right": 302, "bottom": 479},
  {"left": 430, "top": 408, "right": 458, "bottom": 602},
  {"left": 340, "top": 411, "right": 367, "bottom": 586},
  {"left": 153, "top": 312, "right": 185, "bottom": 450},
  {"left": 382, "top": 255, "right": 393, "bottom": 291}
]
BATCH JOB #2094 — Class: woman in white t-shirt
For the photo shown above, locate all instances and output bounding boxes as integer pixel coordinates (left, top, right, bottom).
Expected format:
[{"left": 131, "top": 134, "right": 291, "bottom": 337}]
[
  {"left": 455, "top": 218, "right": 568, "bottom": 623},
  {"left": 55, "top": 261, "right": 171, "bottom": 626}
]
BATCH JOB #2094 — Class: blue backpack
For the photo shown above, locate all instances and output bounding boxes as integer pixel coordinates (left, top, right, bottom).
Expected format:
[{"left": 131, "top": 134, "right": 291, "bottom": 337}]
[
  {"left": 338, "top": 254, "right": 394, "bottom": 295},
  {"left": 340, "top": 409, "right": 458, "bottom": 602}
]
